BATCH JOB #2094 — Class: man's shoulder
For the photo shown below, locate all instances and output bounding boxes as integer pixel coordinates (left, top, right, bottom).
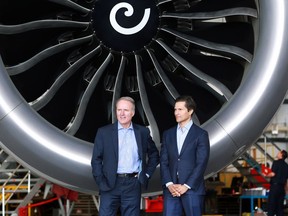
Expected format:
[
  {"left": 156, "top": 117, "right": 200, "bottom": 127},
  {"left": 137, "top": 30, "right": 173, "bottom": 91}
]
[
  {"left": 191, "top": 124, "right": 208, "bottom": 133},
  {"left": 163, "top": 126, "right": 177, "bottom": 134},
  {"left": 163, "top": 123, "right": 207, "bottom": 133},
  {"left": 98, "top": 123, "right": 116, "bottom": 132},
  {"left": 133, "top": 123, "right": 149, "bottom": 132}
]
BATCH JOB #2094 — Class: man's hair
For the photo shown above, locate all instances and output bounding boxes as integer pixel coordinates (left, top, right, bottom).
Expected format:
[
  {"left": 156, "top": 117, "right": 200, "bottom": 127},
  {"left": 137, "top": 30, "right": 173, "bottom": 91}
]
[
  {"left": 281, "top": 150, "right": 288, "bottom": 160},
  {"left": 175, "top": 95, "right": 197, "bottom": 112},
  {"left": 116, "top": 96, "right": 135, "bottom": 111}
]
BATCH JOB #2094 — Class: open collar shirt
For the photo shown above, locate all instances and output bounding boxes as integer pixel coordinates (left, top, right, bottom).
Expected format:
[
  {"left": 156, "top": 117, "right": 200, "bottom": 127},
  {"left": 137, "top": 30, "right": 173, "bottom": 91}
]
[{"left": 117, "top": 122, "right": 140, "bottom": 174}]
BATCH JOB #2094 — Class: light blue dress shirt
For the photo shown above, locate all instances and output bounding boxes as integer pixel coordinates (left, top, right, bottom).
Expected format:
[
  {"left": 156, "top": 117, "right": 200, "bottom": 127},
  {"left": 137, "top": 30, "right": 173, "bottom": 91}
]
[
  {"left": 117, "top": 122, "right": 140, "bottom": 174},
  {"left": 177, "top": 120, "right": 193, "bottom": 154}
]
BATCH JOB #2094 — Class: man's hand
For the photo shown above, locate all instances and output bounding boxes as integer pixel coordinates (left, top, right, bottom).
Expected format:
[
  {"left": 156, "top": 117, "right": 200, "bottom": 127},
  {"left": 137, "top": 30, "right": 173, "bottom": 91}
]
[
  {"left": 176, "top": 184, "right": 189, "bottom": 195},
  {"left": 168, "top": 184, "right": 189, "bottom": 197},
  {"left": 168, "top": 184, "right": 181, "bottom": 197}
]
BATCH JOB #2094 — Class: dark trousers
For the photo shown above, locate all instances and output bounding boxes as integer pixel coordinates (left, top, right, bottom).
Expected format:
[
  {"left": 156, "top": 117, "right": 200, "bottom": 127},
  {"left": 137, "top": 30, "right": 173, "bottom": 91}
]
[
  {"left": 163, "top": 188, "right": 204, "bottom": 216},
  {"left": 99, "top": 176, "right": 141, "bottom": 216},
  {"left": 268, "top": 184, "right": 285, "bottom": 216}
]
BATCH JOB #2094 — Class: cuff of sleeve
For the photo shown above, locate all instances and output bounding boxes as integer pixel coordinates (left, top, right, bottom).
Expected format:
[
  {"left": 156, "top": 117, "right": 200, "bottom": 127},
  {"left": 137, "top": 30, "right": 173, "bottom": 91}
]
[
  {"left": 166, "top": 182, "right": 173, "bottom": 188},
  {"left": 184, "top": 184, "right": 191, "bottom": 189}
]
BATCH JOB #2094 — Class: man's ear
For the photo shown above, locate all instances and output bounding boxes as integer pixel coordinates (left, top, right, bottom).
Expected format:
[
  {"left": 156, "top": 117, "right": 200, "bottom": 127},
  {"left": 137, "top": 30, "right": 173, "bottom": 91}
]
[{"left": 189, "top": 109, "right": 194, "bottom": 116}]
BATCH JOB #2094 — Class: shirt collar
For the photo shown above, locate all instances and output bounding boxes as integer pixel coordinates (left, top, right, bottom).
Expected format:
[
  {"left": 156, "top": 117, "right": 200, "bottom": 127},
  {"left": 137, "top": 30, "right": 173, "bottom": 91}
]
[
  {"left": 118, "top": 122, "right": 134, "bottom": 130},
  {"left": 177, "top": 120, "right": 193, "bottom": 132}
]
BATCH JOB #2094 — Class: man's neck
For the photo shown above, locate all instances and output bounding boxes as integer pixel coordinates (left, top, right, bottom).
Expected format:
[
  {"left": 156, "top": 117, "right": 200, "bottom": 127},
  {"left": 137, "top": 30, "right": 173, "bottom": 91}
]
[{"left": 179, "top": 119, "right": 192, "bottom": 128}]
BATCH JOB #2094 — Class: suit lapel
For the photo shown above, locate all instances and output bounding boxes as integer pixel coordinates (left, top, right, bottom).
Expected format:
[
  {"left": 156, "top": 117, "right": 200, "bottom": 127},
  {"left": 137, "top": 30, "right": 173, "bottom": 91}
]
[
  {"left": 171, "top": 126, "right": 179, "bottom": 156},
  {"left": 133, "top": 124, "right": 143, "bottom": 159},
  {"left": 112, "top": 122, "right": 119, "bottom": 158},
  {"left": 179, "top": 124, "right": 196, "bottom": 156}
]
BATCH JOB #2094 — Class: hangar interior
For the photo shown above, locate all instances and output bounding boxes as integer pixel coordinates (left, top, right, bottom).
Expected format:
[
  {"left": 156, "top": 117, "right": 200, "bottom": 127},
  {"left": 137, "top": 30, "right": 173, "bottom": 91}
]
[
  {"left": 1, "top": 0, "right": 288, "bottom": 215},
  {"left": 0, "top": 93, "right": 287, "bottom": 216}
]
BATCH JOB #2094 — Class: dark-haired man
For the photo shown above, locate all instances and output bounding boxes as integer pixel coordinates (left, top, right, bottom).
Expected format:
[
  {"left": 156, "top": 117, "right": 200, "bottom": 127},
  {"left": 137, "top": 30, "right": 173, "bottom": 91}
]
[
  {"left": 264, "top": 150, "right": 288, "bottom": 216},
  {"left": 160, "top": 95, "right": 210, "bottom": 216}
]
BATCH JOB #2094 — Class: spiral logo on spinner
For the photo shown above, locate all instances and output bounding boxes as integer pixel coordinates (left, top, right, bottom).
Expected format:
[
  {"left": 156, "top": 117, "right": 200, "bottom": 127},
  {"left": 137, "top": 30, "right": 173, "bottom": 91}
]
[
  {"left": 92, "top": 0, "right": 159, "bottom": 52},
  {"left": 110, "top": 2, "right": 151, "bottom": 35}
]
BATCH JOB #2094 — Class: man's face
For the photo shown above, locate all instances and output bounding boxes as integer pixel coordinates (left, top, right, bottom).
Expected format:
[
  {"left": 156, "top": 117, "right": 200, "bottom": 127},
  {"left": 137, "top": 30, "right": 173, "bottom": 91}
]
[
  {"left": 277, "top": 151, "right": 283, "bottom": 160},
  {"left": 174, "top": 101, "right": 193, "bottom": 126},
  {"left": 116, "top": 99, "right": 135, "bottom": 128}
]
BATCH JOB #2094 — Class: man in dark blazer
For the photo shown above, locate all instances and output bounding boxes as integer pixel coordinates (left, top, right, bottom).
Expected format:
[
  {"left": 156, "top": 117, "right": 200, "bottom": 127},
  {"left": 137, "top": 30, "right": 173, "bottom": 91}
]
[
  {"left": 264, "top": 150, "right": 288, "bottom": 216},
  {"left": 91, "top": 96, "right": 159, "bottom": 216},
  {"left": 160, "top": 95, "right": 210, "bottom": 216}
]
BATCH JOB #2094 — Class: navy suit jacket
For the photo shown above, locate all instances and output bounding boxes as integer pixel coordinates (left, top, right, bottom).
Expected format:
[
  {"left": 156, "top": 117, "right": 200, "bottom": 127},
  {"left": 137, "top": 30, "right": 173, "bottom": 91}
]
[
  {"left": 160, "top": 123, "right": 210, "bottom": 195},
  {"left": 91, "top": 122, "right": 159, "bottom": 192}
]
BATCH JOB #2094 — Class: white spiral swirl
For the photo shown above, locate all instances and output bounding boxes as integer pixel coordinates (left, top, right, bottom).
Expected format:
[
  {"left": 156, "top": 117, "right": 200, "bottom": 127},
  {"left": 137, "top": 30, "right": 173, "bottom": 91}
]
[{"left": 109, "top": 2, "right": 151, "bottom": 35}]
